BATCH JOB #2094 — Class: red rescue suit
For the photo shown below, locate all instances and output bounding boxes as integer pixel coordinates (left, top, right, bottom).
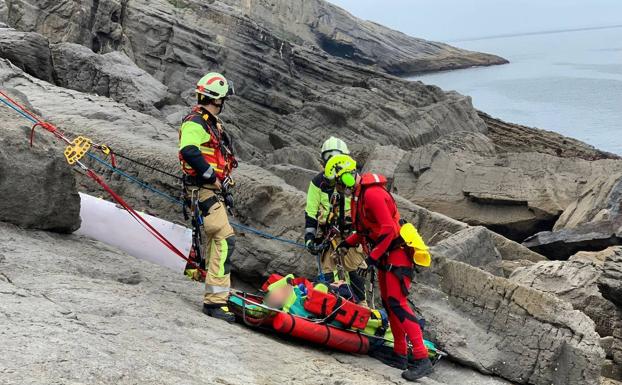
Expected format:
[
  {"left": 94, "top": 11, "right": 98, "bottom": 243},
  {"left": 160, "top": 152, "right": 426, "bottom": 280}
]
[{"left": 345, "top": 173, "right": 428, "bottom": 360}]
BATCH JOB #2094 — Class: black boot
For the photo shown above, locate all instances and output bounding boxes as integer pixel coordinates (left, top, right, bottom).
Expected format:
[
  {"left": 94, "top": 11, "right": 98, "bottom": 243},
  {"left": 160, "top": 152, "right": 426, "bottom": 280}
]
[
  {"left": 369, "top": 347, "right": 408, "bottom": 370},
  {"left": 202, "top": 304, "right": 235, "bottom": 323},
  {"left": 402, "top": 358, "right": 434, "bottom": 381}
]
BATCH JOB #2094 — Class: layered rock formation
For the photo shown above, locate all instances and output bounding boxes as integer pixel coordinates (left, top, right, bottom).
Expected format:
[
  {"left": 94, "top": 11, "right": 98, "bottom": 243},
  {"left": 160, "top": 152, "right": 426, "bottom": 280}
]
[
  {"left": 523, "top": 174, "right": 622, "bottom": 259},
  {"left": 390, "top": 131, "right": 622, "bottom": 242},
  {"left": 509, "top": 248, "right": 622, "bottom": 381},
  {"left": 4, "top": 0, "right": 507, "bottom": 77},
  {"left": 3, "top": 0, "right": 491, "bottom": 161},
  {"left": 0, "top": 0, "right": 619, "bottom": 384},
  {"left": 414, "top": 257, "right": 604, "bottom": 385}
]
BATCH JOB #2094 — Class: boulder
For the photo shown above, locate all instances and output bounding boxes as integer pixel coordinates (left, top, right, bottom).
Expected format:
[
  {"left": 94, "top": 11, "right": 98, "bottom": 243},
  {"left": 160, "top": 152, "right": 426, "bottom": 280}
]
[
  {"left": 414, "top": 257, "right": 605, "bottom": 385},
  {"left": 510, "top": 259, "right": 620, "bottom": 337},
  {"left": 0, "top": 28, "right": 54, "bottom": 82},
  {"left": 555, "top": 174, "right": 622, "bottom": 230},
  {"left": 509, "top": 249, "right": 622, "bottom": 381},
  {"left": 430, "top": 226, "right": 503, "bottom": 276},
  {"left": 361, "top": 144, "right": 407, "bottom": 189},
  {"left": 0, "top": 94, "right": 80, "bottom": 232},
  {"left": 598, "top": 247, "right": 622, "bottom": 308},
  {"left": 394, "top": 194, "right": 546, "bottom": 263},
  {"left": 571, "top": 247, "right": 618, "bottom": 264},
  {"left": 50, "top": 43, "right": 168, "bottom": 114}
]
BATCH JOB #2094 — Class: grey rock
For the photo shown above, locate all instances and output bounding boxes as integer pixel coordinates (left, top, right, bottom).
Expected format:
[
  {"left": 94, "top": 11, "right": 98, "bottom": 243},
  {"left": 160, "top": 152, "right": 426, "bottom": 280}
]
[
  {"left": 394, "top": 130, "right": 622, "bottom": 241},
  {"left": 265, "top": 146, "right": 322, "bottom": 171},
  {"left": 480, "top": 111, "right": 620, "bottom": 161},
  {"left": 51, "top": 43, "right": 169, "bottom": 114},
  {"left": 0, "top": 0, "right": 6, "bottom": 23},
  {"left": 430, "top": 226, "right": 503, "bottom": 276},
  {"left": 613, "top": 326, "right": 622, "bottom": 380},
  {"left": 0, "top": 94, "right": 80, "bottom": 232},
  {"left": 394, "top": 194, "right": 546, "bottom": 263},
  {"left": 602, "top": 336, "right": 615, "bottom": 358},
  {"left": 6, "top": 0, "right": 507, "bottom": 76},
  {"left": 602, "top": 359, "right": 622, "bottom": 382},
  {"left": 570, "top": 247, "right": 617, "bottom": 264},
  {"left": 361, "top": 145, "right": 407, "bottom": 189},
  {"left": 267, "top": 164, "right": 318, "bottom": 193},
  {"left": 499, "top": 259, "right": 536, "bottom": 278},
  {"left": 555, "top": 174, "right": 622, "bottom": 230},
  {"left": 414, "top": 257, "right": 605, "bottom": 385},
  {"left": 522, "top": 220, "right": 622, "bottom": 260},
  {"left": 5, "top": 0, "right": 490, "bottom": 163},
  {"left": 598, "top": 247, "right": 622, "bottom": 308},
  {"left": 5, "top": 0, "right": 127, "bottom": 53},
  {"left": 0, "top": 28, "right": 54, "bottom": 82},
  {"left": 510, "top": 259, "right": 621, "bottom": 337},
  {"left": 234, "top": 0, "right": 508, "bottom": 75}
]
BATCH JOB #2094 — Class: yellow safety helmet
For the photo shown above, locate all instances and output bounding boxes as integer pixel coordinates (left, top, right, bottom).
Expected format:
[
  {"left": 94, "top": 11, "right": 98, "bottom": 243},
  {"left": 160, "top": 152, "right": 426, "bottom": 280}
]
[{"left": 324, "top": 154, "right": 357, "bottom": 187}]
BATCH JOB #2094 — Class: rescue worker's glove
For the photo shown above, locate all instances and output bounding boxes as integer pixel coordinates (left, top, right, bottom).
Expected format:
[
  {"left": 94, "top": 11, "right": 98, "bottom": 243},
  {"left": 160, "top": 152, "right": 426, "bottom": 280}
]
[{"left": 306, "top": 239, "right": 323, "bottom": 255}]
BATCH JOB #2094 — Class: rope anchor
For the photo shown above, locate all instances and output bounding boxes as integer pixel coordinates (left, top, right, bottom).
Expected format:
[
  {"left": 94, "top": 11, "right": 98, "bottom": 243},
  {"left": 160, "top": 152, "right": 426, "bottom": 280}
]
[{"left": 64, "top": 136, "right": 92, "bottom": 165}]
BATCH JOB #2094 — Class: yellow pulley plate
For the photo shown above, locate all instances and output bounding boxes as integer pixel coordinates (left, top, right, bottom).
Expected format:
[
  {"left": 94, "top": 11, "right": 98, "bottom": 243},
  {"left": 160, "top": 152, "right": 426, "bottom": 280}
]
[{"left": 64, "top": 136, "right": 92, "bottom": 165}]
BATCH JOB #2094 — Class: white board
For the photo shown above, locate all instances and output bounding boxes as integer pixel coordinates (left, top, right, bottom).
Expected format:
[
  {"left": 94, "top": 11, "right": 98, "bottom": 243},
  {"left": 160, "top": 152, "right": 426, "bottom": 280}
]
[{"left": 76, "top": 193, "right": 191, "bottom": 273}]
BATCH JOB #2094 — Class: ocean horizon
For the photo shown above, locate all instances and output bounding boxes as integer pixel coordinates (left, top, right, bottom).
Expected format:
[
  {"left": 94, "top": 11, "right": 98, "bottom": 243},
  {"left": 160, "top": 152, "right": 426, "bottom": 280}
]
[{"left": 412, "top": 25, "right": 622, "bottom": 155}]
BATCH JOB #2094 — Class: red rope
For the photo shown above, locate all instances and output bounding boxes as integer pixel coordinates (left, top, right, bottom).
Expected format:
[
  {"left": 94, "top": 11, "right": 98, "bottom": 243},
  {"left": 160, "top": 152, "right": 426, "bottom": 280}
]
[
  {"left": 0, "top": 90, "right": 41, "bottom": 122},
  {"left": 0, "top": 91, "right": 67, "bottom": 146},
  {"left": 86, "top": 169, "right": 205, "bottom": 275},
  {"left": 1, "top": 89, "right": 205, "bottom": 277}
]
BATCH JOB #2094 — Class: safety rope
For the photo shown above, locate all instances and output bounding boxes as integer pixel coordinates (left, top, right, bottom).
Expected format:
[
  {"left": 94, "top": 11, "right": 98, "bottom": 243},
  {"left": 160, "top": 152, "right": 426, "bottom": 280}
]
[
  {"left": 0, "top": 90, "right": 206, "bottom": 275},
  {"left": 91, "top": 151, "right": 306, "bottom": 248},
  {"left": 0, "top": 91, "right": 306, "bottom": 253},
  {"left": 111, "top": 151, "right": 182, "bottom": 180}
]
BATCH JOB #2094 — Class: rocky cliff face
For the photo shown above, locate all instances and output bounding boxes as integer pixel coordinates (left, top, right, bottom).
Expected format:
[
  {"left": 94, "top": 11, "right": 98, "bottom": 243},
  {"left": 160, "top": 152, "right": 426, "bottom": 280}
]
[{"left": 0, "top": 0, "right": 620, "bottom": 384}]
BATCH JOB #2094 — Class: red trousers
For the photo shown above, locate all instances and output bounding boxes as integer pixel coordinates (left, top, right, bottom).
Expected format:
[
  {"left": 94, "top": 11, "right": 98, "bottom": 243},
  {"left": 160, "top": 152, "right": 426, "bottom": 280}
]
[{"left": 378, "top": 267, "right": 428, "bottom": 360}]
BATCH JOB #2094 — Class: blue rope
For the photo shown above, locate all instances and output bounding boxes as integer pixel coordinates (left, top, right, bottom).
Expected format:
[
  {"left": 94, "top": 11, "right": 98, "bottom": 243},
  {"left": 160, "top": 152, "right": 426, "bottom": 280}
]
[
  {"left": 231, "top": 222, "right": 305, "bottom": 248},
  {"left": 93, "top": 153, "right": 306, "bottom": 246},
  {"left": 89, "top": 154, "right": 305, "bottom": 247},
  {"left": 0, "top": 96, "right": 38, "bottom": 123},
  {"left": 1, "top": 94, "right": 307, "bottom": 249},
  {"left": 87, "top": 153, "right": 184, "bottom": 205}
]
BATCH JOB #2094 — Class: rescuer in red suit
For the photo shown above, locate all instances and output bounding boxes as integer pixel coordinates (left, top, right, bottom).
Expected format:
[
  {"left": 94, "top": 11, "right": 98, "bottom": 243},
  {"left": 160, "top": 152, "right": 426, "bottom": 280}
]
[{"left": 325, "top": 155, "right": 433, "bottom": 382}]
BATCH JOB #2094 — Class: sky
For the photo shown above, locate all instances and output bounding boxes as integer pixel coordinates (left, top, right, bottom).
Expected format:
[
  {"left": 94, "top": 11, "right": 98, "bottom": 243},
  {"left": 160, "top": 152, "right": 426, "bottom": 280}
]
[{"left": 327, "top": 0, "right": 622, "bottom": 42}]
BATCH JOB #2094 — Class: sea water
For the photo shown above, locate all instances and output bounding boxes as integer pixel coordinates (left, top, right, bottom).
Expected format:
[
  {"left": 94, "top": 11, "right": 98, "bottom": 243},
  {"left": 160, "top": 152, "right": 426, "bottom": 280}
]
[{"left": 412, "top": 26, "right": 622, "bottom": 154}]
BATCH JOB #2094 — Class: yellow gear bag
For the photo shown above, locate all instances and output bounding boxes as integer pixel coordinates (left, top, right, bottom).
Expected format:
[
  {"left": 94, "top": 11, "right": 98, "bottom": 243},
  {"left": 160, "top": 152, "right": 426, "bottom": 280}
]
[{"left": 400, "top": 223, "right": 432, "bottom": 267}]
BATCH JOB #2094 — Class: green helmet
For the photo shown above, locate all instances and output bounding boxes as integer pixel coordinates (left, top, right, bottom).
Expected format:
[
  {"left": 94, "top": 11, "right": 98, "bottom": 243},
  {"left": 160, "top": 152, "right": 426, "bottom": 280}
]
[
  {"left": 196, "top": 72, "right": 232, "bottom": 100},
  {"left": 321, "top": 137, "right": 350, "bottom": 162},
  {"left": 324, "top": 154, "right": 357, "bottom": 187}
]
